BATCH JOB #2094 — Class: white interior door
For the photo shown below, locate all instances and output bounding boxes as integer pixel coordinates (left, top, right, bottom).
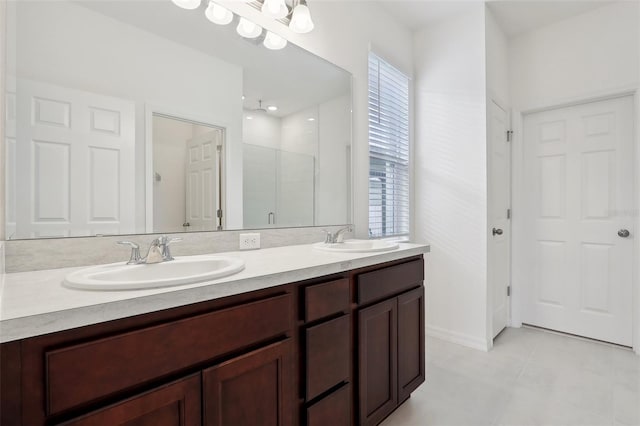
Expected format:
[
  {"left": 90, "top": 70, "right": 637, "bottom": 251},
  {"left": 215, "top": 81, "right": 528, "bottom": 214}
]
[
  {"left": 185, "top": 130, "right": 223, "bottom": 232},
  {"left": 12, "top": 79, "right": 135, "bottom": 238},
  {"left": 522, "top": 96, "right": 634, "bottom": 346},
  {"left": 489, "top": 101, "right": 511, "bottom": 338}
]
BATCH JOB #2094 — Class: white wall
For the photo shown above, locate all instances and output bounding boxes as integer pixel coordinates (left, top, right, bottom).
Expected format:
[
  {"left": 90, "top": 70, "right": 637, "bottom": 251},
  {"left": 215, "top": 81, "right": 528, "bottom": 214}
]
[
  {"left": 242, "top": 112, "right": 282, "bottom": 149},
  {"left": 414, "top": 4, "right": 489, "bottom": 350},
  {"left": 226, "top": 1, "right": 413, "bottom": 236},
  {"left": 509, "top": 2, "right": 639, "bottom": 111},
  {"left": 485, "top": 7, "right": 510, "bottom": 109},
  {"left": 13, "top": 0, "right": 244, "bottom": 231},
  {"left": 318, "top": 95, "right": 351, "bottom": 225}
]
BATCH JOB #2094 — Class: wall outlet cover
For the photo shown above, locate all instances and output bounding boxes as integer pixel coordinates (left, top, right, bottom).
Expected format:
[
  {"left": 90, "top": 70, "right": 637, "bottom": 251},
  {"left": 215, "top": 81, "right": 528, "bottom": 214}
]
[{"left": 239, "top": 233, "right": 261, "bottom": 250}]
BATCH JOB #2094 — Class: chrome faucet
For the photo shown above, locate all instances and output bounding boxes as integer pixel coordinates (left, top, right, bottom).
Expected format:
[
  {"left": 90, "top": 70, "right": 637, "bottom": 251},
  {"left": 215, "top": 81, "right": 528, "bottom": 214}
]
[
  {"left": 117, "top": 235, "right": 182, "bottom": 265},
  {"left": 322, "top": 226, "right": 353, "bottom": 244}
]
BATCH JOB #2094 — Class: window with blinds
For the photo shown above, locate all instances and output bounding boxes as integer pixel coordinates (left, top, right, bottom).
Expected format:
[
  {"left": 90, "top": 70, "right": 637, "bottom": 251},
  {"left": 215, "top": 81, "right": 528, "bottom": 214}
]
[{"left": 368, "top": 52, "right": 410, "bottom": 238}]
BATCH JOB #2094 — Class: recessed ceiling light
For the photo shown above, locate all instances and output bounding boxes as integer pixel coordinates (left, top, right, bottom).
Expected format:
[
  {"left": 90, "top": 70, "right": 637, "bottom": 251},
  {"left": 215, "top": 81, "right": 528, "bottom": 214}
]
[
  {"left": 267, "top": 105, "right": 278, "bottom": 111},
  {"left": 308, "top": 118, "right": 315, "bottom": 121},
  {"left": 242, "top": 95, "right": 245, "bottom": 100},
  {"left": 246, "top": 116, "right": 253, "bottom": 120}
]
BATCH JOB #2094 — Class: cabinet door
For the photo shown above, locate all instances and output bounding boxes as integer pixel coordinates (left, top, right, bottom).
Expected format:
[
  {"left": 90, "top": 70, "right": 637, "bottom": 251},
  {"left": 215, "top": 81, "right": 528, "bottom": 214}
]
[
  {"left": 60, "top": 374, "right": 201, "bottom": 426},
  {"left": 358, "top": 299, "right": 397, "bottom": 426},
  {"left": 202, "top": 340, "right": 292, "bottom": 426},
  {"left": 397, "top": 286, "right": 425, "bottom": 402}
]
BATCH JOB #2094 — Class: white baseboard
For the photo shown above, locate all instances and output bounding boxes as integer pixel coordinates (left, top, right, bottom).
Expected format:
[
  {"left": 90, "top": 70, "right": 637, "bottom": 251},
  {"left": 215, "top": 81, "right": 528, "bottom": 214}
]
[{"left": 426, "top": 325, "right": 490, "bottom": 351}]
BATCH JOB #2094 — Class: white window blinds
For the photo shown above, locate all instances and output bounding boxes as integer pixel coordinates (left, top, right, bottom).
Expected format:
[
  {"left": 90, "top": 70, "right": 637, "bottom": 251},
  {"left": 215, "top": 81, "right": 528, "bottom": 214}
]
[{"left": 368, "top": 52, "right": 410, "bottom": 238}]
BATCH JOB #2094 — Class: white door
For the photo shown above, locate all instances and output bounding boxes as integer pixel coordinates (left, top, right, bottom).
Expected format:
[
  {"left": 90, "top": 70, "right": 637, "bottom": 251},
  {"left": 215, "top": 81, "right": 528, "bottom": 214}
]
[
  {"left": 522, "top": 96, "right": 634, "bottom": 346},
  {"left": 12, "top": 79, "right": 135, "bottom": 238},
  {"left": 185, "top": 130, "right": 223, "bottom": 232},
  {"left": 489, "top": 101, "right": 511, "bottom": 338}
]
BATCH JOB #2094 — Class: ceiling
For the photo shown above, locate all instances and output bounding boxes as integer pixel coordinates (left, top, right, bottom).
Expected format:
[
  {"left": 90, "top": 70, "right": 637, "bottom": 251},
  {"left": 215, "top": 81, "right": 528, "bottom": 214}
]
[
  {"left": 378, "top": 0, "right": 617, "bottom": 37},
  {"left": 78, "top": 1, "right": 351, "bottom": 117}
]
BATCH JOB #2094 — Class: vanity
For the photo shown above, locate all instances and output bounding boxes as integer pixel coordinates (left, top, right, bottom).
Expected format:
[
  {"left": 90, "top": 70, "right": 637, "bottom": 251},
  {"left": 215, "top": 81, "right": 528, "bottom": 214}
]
[{"left": 0, "top": 243, "right": 428, "bottom": 426}]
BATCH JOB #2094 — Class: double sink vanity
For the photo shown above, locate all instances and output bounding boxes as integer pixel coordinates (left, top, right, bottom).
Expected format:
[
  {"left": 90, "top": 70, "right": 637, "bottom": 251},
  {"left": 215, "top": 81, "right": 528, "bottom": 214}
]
[{"left": 1, "top": 239, "right": 429, "bottom": 426}]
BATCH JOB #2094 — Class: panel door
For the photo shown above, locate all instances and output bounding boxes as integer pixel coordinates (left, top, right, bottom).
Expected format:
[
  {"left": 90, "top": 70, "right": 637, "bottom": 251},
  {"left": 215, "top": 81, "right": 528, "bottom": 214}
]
[
  {"left": 397, "top": 287, "right": 425, "bottom": 402},
  {"left": 358, "top": 298, "right": 397, "bottom": 426},
  {"left": 489, "top": 101, "right": 511, "bottom": 338},
  {"left": 202, "top": 340, "right": 293, "bottom": 426},
  {"left": 60, "top": 374, "right": 201, "bottom": 426},
  {"left": 185, "top": 129, "right": 223, "bottom": 231},
  {"left": 522, "top": 96, "right": 634, "bottom": 346},
  {"left": 13, "top": 79, "right": 135, "bottom": 238}
]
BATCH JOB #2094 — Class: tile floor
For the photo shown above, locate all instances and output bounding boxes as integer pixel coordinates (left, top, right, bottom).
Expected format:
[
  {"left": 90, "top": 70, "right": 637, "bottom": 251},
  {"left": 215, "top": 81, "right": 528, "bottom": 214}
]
[{"left": 381, "top": 327, "right": 640, "bottom": 426}]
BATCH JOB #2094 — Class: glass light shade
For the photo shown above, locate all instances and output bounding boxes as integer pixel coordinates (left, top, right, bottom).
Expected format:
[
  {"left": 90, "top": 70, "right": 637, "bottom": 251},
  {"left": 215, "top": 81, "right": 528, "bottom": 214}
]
[
  {"left": 261, "top": 0, "right": 288, "bottom": 19},
  {"left": 205, "top": 2, "right": 233, "bottom": 25},
  {"left": 172, "top": 0, "right": 201, "bottom": 10},
  {"left": 263, "top": 32, "right": 287, "bottom": 50},
  {"left": 236, "top": 17, "right": 262, "bottom": 38},
  {"left": 289, "top": 3, "right": 314, "bottom": 33}
]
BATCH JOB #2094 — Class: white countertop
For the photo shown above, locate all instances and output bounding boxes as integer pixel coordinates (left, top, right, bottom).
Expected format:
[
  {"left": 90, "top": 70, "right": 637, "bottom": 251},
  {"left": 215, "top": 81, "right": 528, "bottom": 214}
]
[{"left": 0, "top": 242, "right": 429, "bottom": 343}]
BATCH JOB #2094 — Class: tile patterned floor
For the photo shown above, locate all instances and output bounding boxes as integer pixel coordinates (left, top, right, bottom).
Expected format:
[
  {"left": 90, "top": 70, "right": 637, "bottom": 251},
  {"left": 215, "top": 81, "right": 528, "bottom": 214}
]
[{"left": 381, "top": 327, "right": 640, "bottom": 426}]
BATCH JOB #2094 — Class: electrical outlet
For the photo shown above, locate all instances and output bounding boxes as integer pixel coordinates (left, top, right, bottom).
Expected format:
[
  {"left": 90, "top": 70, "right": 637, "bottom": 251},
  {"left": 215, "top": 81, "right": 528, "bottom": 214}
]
[{"left": 239, "top": 233, "right": 260, "bottom": 250}]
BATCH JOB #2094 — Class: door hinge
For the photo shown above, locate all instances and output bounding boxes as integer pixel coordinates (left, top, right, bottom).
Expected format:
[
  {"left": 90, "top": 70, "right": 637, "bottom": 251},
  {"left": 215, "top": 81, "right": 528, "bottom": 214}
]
[
  {"left": 506, "top": 130, "right": 514, "bottom": 142},
  {"left": 507, "top": 286, "right": 511, "bottom": 297},
  {"left": 507, "top": 208, "right": 511, "bottom": 219},
  {"left": 217, "top": 209, "right": 222, "bottom": 218}
]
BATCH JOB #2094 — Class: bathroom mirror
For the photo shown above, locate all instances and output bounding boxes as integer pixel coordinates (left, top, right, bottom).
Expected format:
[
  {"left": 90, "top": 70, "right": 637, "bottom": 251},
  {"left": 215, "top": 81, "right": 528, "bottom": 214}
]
[{"left": 4, "top": 0, "right": 352, "bottom": 239}]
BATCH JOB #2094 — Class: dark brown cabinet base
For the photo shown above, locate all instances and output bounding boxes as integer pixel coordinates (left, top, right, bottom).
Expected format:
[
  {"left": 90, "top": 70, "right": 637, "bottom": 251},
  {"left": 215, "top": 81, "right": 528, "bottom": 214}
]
[
  {"left": 59, "top": 375, "right": 201, "bottom": 426},
  {"left": 1, "top": 255, "right": 425, "bottom": 426}
]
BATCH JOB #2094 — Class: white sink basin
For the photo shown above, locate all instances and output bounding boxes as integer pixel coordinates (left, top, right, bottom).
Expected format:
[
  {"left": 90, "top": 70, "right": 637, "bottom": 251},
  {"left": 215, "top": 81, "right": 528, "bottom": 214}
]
[
  {"left": 313, "top": 239, "right": 399, "bottom": 253},
  {"left": 64, "top": 255, "right": 245, "bottom": 290}
]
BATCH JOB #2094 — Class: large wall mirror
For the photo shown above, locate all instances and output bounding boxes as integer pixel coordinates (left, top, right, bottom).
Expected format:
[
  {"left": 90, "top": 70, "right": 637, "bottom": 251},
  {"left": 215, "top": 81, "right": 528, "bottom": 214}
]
[{"left": 4, "top": 0, "right": 352, "bottom": 239}]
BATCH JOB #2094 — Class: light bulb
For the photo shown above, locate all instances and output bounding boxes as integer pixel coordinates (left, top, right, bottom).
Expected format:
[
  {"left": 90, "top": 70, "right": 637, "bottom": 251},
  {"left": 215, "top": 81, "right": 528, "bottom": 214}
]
[
  {"left": 171, "top": 0, "right": 201, "bottom": 10},
  {"left": 236, "top": 17, "right": 262, "bottom": 38},
  {"left": 267, "top": 105, "right": 278, "bottom": 111},
  {"left": 261, "top": 0, "right": 288, "bottom": 19},
  {"left": 263, "top": 32, "right": 287, "bottom": 50},
  {"left": 205, "top": 2, "right": 233, "bottom": 25},
  {"left": 289, "top": 1, "right": 314, "bottom": 33}
]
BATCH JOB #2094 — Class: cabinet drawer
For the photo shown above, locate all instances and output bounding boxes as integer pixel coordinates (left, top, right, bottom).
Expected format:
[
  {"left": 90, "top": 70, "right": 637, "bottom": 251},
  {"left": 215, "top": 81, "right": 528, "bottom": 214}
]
[
  {"left": 306, "top": 383, "right": 350, "bottom": 426},
  {"left": 304, "top": 278, "right": 349, "bottom": 322},
  {"left": 305, "top": 315, "right": 350, "bottom": 401},
  {"left": 59, "top": 374, "right": 201, "bottom": 426},
  {"left": 357, "top": 258, "right": 424, "bottom": 305},
  {"left": 46, "top": 294, "right": 292, "bottom": 416}
]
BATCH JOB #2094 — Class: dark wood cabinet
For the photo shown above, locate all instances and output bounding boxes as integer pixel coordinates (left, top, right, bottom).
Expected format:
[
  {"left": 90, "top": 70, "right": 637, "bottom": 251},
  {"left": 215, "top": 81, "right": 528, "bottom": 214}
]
[
  {"left": 202, "top": 340, "right": 293, "bottom": 426},
  {"left": 356, "top": 258, "right": 425, "bottom": 426},
  {"left": 59, "top": 374, "right": 201, "bottom": 426},
  {"left": 305, "top": 315, "right": 350, "bottom": 400},
  {"left": 306, "top": 384, "right": 350, "bottom": 426},
  {"left": 397, "top": 286, "right": 425, "bottom": 402},
  {"left": 357, "top": 298, "right": 398, "bottom": 426},
  {"left": 1, "top": 255, "right": 425, "bottom": 426}
]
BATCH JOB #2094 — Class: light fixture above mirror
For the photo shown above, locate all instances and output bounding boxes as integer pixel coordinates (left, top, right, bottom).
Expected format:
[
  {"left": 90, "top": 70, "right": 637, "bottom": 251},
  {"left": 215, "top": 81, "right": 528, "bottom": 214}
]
[{"left": 171, "top": 0, "right": 315, "bottom": 51}]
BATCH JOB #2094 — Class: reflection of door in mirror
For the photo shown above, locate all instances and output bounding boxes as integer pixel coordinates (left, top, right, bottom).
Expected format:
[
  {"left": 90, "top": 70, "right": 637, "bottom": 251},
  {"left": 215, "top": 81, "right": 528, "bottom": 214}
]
[
  {"left": 7, "top": 79, "right": 136, "bottom": 239},
  {"left": 152, "top": 115, "right": 225, "bottom": 233}
]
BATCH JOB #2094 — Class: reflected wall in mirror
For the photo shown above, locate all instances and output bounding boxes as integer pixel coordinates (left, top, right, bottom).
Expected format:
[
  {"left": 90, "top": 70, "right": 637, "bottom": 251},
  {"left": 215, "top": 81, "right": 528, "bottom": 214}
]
[{"left": 4, "top": 0, "right": 352, "bottom": 239}]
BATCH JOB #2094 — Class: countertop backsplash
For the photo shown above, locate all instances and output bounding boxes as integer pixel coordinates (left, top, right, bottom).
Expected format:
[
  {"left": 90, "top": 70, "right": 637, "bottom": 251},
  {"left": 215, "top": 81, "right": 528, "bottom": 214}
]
[{"left": 2, "top": 226, "right": 354, "bottom": 273}]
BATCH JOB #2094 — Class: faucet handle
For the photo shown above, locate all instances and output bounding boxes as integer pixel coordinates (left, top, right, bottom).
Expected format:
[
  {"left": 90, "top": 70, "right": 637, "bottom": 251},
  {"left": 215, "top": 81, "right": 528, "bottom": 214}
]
[
  {"left": 320, "top": 229, "right": 333, "bottom": 244},
  {"left": 117, "top": 241, "right": 142, "bottom": 265},
  {"left": 159, "top": 236, "right": 182, "bottom": 261}
]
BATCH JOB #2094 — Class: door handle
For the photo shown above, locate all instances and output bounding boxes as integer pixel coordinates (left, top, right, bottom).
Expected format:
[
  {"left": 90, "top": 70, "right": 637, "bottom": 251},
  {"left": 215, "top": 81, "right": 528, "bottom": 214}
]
[
  {"left": 618, "top": 229, "right": 630, "bottom": 238},
  {"left": 492, "top": 228, "right": 503, "bottom": 236}
]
